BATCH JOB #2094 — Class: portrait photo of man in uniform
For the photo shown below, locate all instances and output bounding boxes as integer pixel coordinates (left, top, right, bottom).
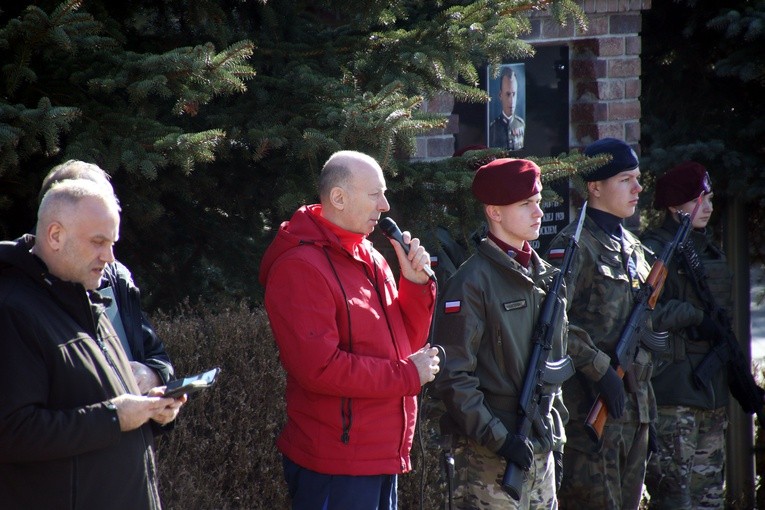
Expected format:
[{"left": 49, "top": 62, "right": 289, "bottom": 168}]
[{"left": 488, "top": 64, "right": 526, "bottom": 151}]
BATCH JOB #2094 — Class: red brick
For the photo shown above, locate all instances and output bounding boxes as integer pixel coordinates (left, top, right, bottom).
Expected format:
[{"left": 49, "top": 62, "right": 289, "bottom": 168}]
[
  {"left": 571, "top": 58, "right": 608, "bottom": 80},
  {"left": 575, "top": 78, "right": 632, "bottom": 104},
  {"left": 574, "top": 122, "right": 627, "bottom": 146},
  {"left": 608, "top": 57, "right": 640, "bottom": 78},
  {"left": 598, "top": 37, "right": 625, "bottom": 57},
  {"left": 581, "top": 15, "right": 609, "bottom": 36},
  {"left": 572, "top": 102, "right": 608, "bottom": 123},
  {"left": 581, "top": 1, "right": 652, "bottom": 14},
  {"left": 572, "top": 39, "right": 599, "bottom": 57},
  {"left": 598, "top": 122, "right": 627, "bottom": 140},
  {"left": 574, "top": 124, "right": 600, "bottom": 144},
  {"left": 625, "top": 78, "right": 641, "bottom": 99},
  {"left": 600, "top": 80, "right": 625, "bottom": 100},
  {"left": 625, "top": 120, "right": 641, "bottom": 143},
  {"left": 575, "top": 81, "right": 600, "bottom": 101},
  {"left": 625, "top": 35, "right": 642, "bottom": 55},
  {"left": 542, "top": 18, "right": 575, "bottom": 39},
  {"left": 611, "top": 14, "right": 641, "bottom": 34},
  {"left": 609, "top": 100, "right": 641, "bottom": 120}
]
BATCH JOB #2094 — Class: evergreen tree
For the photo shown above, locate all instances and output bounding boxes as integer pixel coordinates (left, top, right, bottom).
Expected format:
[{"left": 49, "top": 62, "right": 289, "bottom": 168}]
[
  {"left": 0, "top": 0, "right": 586, "bottom": 308},
  {"left": 641, "top": 0, "right": 765, "bottom": 258}
]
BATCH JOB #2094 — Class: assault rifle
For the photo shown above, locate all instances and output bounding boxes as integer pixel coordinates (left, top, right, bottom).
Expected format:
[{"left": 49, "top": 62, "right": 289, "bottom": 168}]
[
  {"left": 584, "top": 193, "right": 704, "bottom": 443},
  {"left": 500, "top": 203, "right": 584, "bottom": 500},
  {"left": 684, "top": 243, "right": 765, "bottom": 425}
]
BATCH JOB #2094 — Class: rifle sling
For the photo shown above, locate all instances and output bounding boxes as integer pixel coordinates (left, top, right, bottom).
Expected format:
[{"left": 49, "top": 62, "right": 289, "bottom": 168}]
[{"left": 679, "top": 244, "right": 726, "bottom": 378}]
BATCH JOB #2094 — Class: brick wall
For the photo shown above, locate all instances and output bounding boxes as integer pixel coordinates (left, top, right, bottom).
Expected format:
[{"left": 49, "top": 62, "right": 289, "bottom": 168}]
[{"left": 413, "top": 0, "right": 652, "bottom": 160}]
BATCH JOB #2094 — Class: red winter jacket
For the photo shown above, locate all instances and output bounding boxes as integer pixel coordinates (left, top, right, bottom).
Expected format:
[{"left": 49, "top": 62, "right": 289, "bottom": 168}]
[{"left": 258, "top": 205, "right": 435, "bottom": 475}]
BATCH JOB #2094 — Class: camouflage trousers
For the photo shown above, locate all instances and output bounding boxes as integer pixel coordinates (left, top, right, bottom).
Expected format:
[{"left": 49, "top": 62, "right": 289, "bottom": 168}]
[
  {"left": 448, "top": 436, "right": 557, "bottom": 509},
  {"left": 644, "top": 405, "right": 727, "bottom": 509},
  {"left": 558, "top": 420, "right": 648, "bottom": 510}
]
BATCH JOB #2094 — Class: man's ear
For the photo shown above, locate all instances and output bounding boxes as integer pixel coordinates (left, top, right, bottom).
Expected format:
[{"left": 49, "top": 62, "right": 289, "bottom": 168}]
[
  {"left": 587, "top": 181, "right": 601, "bottom": 198},
  {"left": 329, "top": 186, "right": 346, "bottom": 210},
  {"left": 46, "top": 222, "right": 64, "bottom": 251},
  {"left": 485, "top": 204, "right": 501, "bottom": 223}
]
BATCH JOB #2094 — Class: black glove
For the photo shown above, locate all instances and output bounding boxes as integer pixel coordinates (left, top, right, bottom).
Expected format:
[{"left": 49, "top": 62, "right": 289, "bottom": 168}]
[
  {"left": 553, "top": 450, "right": 563, "bottom": 492},
  {"left": 596, "top": 366, "right": 626, "bottom": 419},
  {"left": 647, "top": 422, "right": 658, "bottom": 460},
  {"left": 498, "top": 434, "right": 533, "bottom": 471}
]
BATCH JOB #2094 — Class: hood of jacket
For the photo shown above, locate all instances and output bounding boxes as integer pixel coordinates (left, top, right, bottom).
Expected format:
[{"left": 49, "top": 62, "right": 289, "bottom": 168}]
[
  {"left": 0, "top": 234, "right": 47, "bottom": 284},
  {"left": 0, "top": 235, "right": 107, "bottom": 333},
  {"left": 259, "top": 204, "right": 344, "bottom": 287}
]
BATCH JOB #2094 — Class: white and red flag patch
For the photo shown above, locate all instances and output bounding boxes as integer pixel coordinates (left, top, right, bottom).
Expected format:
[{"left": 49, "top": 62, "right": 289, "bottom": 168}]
[
  {"left": 430, "top": 255, "right": 439, "bottom": 267},
  {"left": 548, "top": 248, "right": 565, "bottom": 260},
  {"left": 444, "top": 300, "right": 461, "bottom": 314}
]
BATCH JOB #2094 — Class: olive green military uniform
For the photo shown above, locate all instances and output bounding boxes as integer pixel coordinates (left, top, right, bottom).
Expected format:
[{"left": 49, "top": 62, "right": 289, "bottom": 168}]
[
  {"left": 546, "top": 216, "right": 656, "bottom": 510},
  {"left": 434, "top": 239, "right": 568, "bottom": 509},
  {"left": 641, "top": 218, "right": 732, "bottom": 509}
]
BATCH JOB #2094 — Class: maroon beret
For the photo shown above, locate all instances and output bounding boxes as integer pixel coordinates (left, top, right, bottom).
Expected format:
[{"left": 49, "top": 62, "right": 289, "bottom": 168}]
[
  {"left": 653, "top": 161, "right": 713, "bottom": 209},
  {"left": 472, "top": 158, "right": 542, "bottom": 205}
]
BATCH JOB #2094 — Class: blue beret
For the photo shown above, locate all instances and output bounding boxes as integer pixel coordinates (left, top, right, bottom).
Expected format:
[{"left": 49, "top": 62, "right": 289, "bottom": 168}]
[{"left": 582, "top": 138, "right": 639, "bottom": 181}]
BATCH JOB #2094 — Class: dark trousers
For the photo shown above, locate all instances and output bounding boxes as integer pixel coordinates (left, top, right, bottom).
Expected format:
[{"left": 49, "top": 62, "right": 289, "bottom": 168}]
[{"left": 282, "top": 456, "right": 398, "bottom": 510}]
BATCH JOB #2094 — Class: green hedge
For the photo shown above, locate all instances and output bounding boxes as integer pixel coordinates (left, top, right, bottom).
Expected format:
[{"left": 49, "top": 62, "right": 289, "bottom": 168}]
[{"left": 152, "top": 300, "right": 447, "bottom": 509}]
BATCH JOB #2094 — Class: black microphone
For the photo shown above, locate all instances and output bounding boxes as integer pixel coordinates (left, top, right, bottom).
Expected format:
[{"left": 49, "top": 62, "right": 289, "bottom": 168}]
[{"left": 378, "top": 217, "right": 436, "bottom": 281}]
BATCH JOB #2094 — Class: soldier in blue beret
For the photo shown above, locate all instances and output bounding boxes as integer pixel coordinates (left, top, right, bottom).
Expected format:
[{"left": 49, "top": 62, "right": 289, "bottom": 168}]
[{"left": 545, "top": 139, "right": 689, "bottom": 509}]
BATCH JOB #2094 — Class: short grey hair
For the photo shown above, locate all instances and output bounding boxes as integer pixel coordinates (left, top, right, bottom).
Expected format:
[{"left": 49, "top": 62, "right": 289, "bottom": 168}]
[
  {"left": 38, "top": 160, "right": 114, "bottom": 204},
  {"left": 37, "top": 179, "right": 121, "bottom": 236}
]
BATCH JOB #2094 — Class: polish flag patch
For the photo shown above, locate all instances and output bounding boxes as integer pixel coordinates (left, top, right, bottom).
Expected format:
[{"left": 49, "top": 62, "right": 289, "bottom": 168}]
[
  {"left": 430, "top": 255, "right": 439, "bottom": 267},
  {"left": 548, "top": 248, "right": 565, "bottom": 260},
  {"left": 444, "top": 300, "right": 461, "bottom": 314}
]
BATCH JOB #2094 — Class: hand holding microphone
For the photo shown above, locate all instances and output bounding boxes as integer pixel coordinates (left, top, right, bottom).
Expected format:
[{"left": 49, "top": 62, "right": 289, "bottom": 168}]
[{"left": 378, "top": 217, "right": 436, "bottom": 283}]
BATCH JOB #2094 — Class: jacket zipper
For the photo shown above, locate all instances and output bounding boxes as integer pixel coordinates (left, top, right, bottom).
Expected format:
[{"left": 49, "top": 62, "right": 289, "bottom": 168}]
[
  {"left": 92, "top": 307, "right": 161, "bottom": 510},
  {"left": 365, "top": 260, "right": 410, "bottom": 462}
]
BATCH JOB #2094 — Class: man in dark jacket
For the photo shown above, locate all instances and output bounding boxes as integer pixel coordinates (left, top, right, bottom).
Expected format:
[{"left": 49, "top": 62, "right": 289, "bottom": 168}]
[
  {"left": 0, "top": 179, "right": 183, "bottom": 509},
  {"left": 38, "top": 160, "right": 174, "bottom": 393}
]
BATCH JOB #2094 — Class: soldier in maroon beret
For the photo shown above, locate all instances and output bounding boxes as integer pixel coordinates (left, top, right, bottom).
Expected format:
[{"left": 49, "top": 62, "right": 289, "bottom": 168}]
[
  {"left": 434, "top": 158, "right": 570, "bottom": 508},
  {"left": 642, "top": 161, "right": 755, "bottom": 509},
  {"left": 652, "top": 160, "right": 712, "bottom": 214}
]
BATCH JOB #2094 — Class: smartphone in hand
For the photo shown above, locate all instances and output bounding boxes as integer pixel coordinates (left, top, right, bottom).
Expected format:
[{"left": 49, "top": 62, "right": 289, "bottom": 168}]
[{"left": 163, "top": 367, "right": 220, "bottom": 399}]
